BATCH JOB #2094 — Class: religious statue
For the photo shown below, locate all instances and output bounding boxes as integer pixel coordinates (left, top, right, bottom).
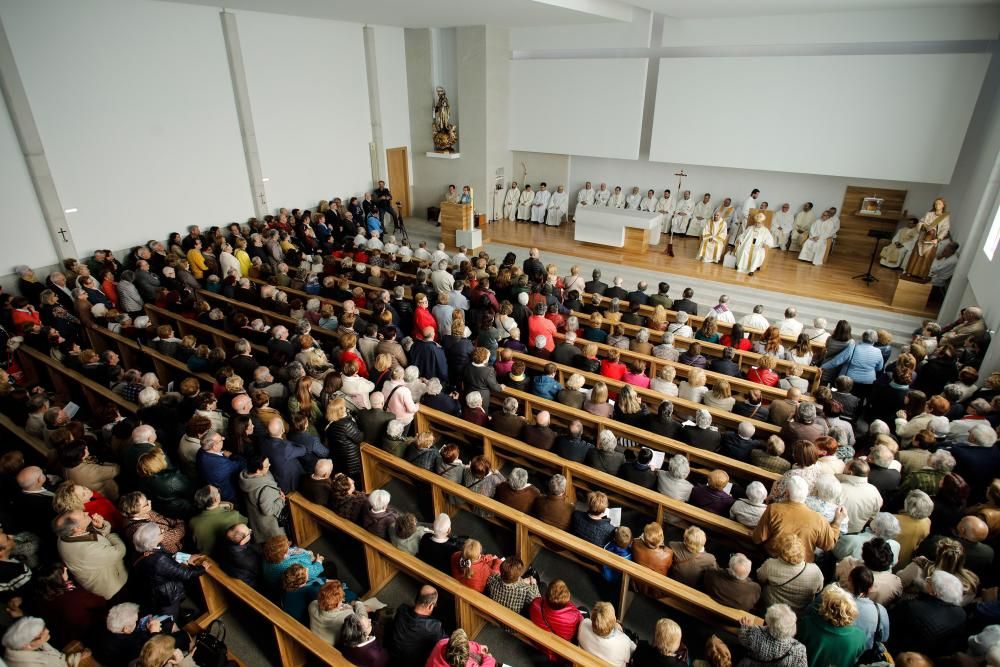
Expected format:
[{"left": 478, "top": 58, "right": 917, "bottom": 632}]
[
  {"left": 432, "top": 86, "right": 458, "bottom": 152},
  {"left": 904, "top": 197, "right": 951, "bottom": 281}
]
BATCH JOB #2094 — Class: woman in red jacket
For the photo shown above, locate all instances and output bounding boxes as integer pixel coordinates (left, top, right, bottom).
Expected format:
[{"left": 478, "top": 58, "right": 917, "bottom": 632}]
[
  {"left": 10, "top": 297, "right": 41, "bottom": 330},
  {"left": 600, "top": 348, "right": 628, "bottom": 382},
  {"left": 450, "top": 539, "right": 501, "bottom": 593},
  {"left": 338, "top": 332, "right": 369, "bottom": 378},
  {"left": 529, "top": 579, "right": 584, "bottom": 662},
  {"left": 746, "top": 354, "right": 780, "bottom": 387},
  {"left": 412, "top": 293, "right": 437, "bottom": 341},
  {"left": 720, "top": 323, "right": 753, "bottom": 351}
]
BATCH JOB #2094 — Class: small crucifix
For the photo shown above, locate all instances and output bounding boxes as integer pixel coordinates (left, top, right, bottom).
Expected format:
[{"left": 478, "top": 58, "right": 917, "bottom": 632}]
[
  {"left": 258, "top": 192, "right": 267, "bottom": 205},
  {"left": 57, "top": 227, "right": 69, "bottom": 243},
  {"left": 674, "top": 170, "right": 688, "bottom": 194}
]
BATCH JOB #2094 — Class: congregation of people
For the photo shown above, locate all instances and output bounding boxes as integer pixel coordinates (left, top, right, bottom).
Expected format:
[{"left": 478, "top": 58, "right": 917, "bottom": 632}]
[{"left": 0, "top": 193, "right": 997, "bottom": 667}]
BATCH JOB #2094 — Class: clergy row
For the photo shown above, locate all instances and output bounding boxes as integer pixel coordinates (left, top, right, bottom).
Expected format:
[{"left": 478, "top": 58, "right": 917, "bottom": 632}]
[{"left": 490, "top": 182, "right": 570, "bottom": 227}]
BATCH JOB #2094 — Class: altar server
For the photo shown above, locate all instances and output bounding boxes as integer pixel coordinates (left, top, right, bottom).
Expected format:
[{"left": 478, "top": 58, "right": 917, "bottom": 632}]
[
  {"left": 789, "top": 202, "right": 815, "bottom": 251},
  {"left": 697, "top": 212, "right": 728, "bottom": 263},
  {"left": 670, "top": 190, "right": 695, "bottom": 234},
  {"left": 594, "top": 182, "right": 611, "bottom": 207},
  {"left": 729, "top": 188, "right": 760, "bottom": 245},
  {"left": 502, "top": 182, "right": 520, "bottom": 221},
  {"left": 880, "top": 218, "right": 919, "bottom": 268},
  {"left": 771, "top": 202, "right": 794, "bottom": 249},
  {"left": 577, "top": 182, "right": 595, "bottom": 207},
  {"left": 687, "top": 193, "right": 713, "bottom": 237},
  {"left": 714, "top": 197, "right": 735, "bottom": 225},
  {"left": 798, "top": 210, "right": 838, "bottom": 265},
  {"left": 735, "top": 213, "right": 773, "bottom": 275},
  {"left": 547, "top": 186, "right": 569, "bottom": 226},
  {"left": 625, "top": 186, "right": 642, "bottom": 210},
  {"left": 608, "top": 186, "right": 626, "bottom": 209},
  {"left": 638, "top": 189, "right": 659, "bottom": 212},
  {"left": 530, "top": 183, "right": 551, "bottom": 223},
  {"left": 656, "top": 190, "right": 675, "bottom": 232},
  {"left": 517, "top": 185, "right": 534, "bottom": 221}
]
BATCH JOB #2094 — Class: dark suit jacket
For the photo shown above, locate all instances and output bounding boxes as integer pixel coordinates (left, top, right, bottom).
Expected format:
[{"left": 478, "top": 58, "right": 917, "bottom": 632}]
[
  {"left": 626, "top": 290, "right": 649, "bottom": 305},
  {"left": 709, "top": 359, "right": 741, "bottom": 377},
  {"left": 719, "top": 433, "right": 759, "bottom": 462},
  {"left": 522, "top": 424, "right": 558, "bottom": 451},
  {"left": 229, "top": 354, "right": 260, "bottom": 384},
  {"left": 260, "top": 436, "right": 307, "bottom": 493},
  {"left": 584, "top": 280, "right": 608, "bottom": 296},
  {"left": 672, "top": 298, "right": 698, "bottom": 315},
  {"left": 409, "top": 340, "right": 448, "bottom": 382},
  {"left": 196, "top": 450, "right": 247, "bottom": 502},
  {"left": 681, "top": 426, "right": 721, "bottom": 452},
  {"left": 605, "top": 286, "right": 628, "bottom": 300},
  {"left": 733, "top": 401, "right": 770, "bottom": 422}
]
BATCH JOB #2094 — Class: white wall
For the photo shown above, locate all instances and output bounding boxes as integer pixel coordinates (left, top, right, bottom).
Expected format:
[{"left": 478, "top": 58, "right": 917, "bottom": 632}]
[
  {"left": 1, "top": 0, "right": 253, "bottom": 255},
  {"left": 0, "top": 92, "right": 56, "bottom": 271},
  {"left": 509, "top": 58, "right": 648, "bottom": 160},
  {"left": 236, "top": 10, "right": 372, "bottom": 209},
  {"left": 512, "top": 7, "right": 652, "bottom": 51},
  {"left": 512, "top": 151, "right": 572, "bottom": 195},
  {"left": 566, "top": 153, "right": 941, "bottom": 217},
  {"left": 650, "top": 54, "right": 989, "bottom": 184},
  {"left": 375, "top": 25, "right": 413, "bottom": 188},
  {"left": 661, "top": 6, "right": 1000, "bottom": 47}
]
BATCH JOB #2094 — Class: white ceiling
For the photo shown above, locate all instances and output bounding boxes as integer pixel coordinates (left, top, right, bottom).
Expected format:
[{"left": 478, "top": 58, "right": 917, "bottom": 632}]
[
  {"left": 629, "top": 0, "right": 998, "bottom": 19},
  {"left": 156, "top": 0, "right": 635, "bottom": 27}
]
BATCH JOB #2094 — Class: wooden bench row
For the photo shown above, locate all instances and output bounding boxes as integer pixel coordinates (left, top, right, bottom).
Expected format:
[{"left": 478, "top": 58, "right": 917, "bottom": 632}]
[{"left": 356, "top": 444, "right": 761, "bottom": 631}]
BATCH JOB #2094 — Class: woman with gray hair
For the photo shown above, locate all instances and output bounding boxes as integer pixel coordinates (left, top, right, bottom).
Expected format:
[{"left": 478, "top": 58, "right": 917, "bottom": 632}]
[
  {"left": 833, "top": 512, "right": 901, "bottom": 564},
  {"left": 494, "top": 467, "right": 540, "bottom": 514},
  {"left": 736, "top": 604, "right": 807, "bottom": 667},
  {"left": 131, "top": 522, "right": 207, "bottom": 617},
  {"left": 3, "top": 616, "right": 86, "bottom": 667},
  {"left": 631, "top": 327, "right": 653, "bottom": 355},
  {"left": 361, "top": 489, "right": 399, "bottom": 540},
  {"left": 680, "top": 409, "right": 721, "bottom": 452},
  {"left": 894, "top": 489, "right": 934, "bottom": 567},
  {"left": 888, "top": 570, "right": 968, "bottom": 657},
  {"left": 586, "top": 429, "right": 625, "bottom": 476},
  {"left": 556, "top": 373, "right": 587, "bottom": 410},
  {"left": 657, "top": 455, "right": 694, "bottom": 501},
  {"left": 667, "top": 310, "right": 693, "bottom": 338}
]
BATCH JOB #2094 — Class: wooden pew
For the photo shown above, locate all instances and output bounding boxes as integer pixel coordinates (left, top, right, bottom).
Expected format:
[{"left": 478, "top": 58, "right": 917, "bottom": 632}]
[
  {"left": 354, "top": 444, "right": 761, "bottom": 631},
  {"left": 413, "top": 406, "right": 756, "bottom": 543},
  {"left": 570, "top": 309, "right": 821, "bottom": 393},
  {"left": 0, "top": 412, "right": 53, "bottom": 461},
  {"left": 507, "top": 350, "right": 781, "bottom": 437},
  {"left": 85, "top": 325, "right": 216, "bottom": 390},
  {"left": 495, "top": 386, "right": 780, "bottom": 487},
  {"left": 143, "top": 305, "right": 268, "bottom": 357},
  {"left": 194, "top": 557, "right": 352, "bottom": 667},
  {"left": 196, "top": 289, "right": 342, "bottom": 350},
  {"left": 286, "top": 493, "right": 609, "bottom": 667},
  {"left": 15, "top": 345, "right": 138, "bottom": 416}
]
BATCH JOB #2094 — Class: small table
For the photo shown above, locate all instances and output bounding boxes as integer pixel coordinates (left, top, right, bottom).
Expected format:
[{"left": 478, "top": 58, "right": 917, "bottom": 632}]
[{"left": 574, "top": 207, "right": 663, "bottom": 253}]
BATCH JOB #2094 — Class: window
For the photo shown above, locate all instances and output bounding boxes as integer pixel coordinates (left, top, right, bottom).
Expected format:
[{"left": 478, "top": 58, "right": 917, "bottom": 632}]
[{"left": 985, "top": 199, "right": 1000, "bottom": 261}]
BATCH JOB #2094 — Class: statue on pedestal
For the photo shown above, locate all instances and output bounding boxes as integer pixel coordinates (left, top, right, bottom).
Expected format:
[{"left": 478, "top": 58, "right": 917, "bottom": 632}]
[
  {"left": 432, "top": 86, "right": 458, "bottom": 152},
  {"left": 904, "top": 197, "right": 951, "bottom": 281}
]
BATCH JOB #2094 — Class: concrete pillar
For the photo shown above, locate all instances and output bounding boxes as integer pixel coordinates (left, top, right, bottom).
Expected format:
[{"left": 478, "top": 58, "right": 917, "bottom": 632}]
[{"left": 363, "top": 26, "right": 385, "bottom": 185}]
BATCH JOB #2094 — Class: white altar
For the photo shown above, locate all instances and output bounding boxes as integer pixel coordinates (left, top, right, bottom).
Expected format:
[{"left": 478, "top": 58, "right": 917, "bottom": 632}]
[{"left": 574, "top": 207, "right": 662, "bottom": 252}]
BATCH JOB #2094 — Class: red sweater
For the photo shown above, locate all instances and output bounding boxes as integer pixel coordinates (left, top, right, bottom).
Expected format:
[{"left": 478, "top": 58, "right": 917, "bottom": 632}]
[
  {"left": 529, "top": 597, "right": 583, "bottom": 661},
  {"left": 450, "top": 552, "right": 502, "bottom": 593}
]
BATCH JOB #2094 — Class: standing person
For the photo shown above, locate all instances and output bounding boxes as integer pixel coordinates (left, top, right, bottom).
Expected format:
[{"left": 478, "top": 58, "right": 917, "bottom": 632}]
[
  {"left": 729, "top": 188, "right": 760, "bottom": 245},
  {"left": 373, "top": 180, "right": 399, "bottom": 230},
  {"left": 904, "top": 197, "right": 951, "bottom": 279},
  {"left": 438, "top": 184, "right": 459, "bottom": 227}
]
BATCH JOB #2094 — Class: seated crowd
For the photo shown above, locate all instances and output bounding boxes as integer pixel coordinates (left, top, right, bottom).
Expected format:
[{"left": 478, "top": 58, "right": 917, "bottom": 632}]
[{"left": 0, "top": 202, "right": 996, "bottom": 667}]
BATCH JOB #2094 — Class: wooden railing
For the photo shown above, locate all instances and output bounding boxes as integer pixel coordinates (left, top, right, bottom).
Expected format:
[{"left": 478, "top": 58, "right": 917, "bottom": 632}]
[
  {"left": 143, "top": 305, "right": 268, "bottom": 357},
  {"left": 16, "top": 345, "right": 138, "bottom": 416},
  {"left": 287, "top": 493, "right": 608, "bottom": 666},
  {"left": 85, "top": 325, "right": 216, "bottom": 389},
  {"left": 414, "top": 406, "right": 757, "bottom": 543},
  {"left": 355, "top": 444, "right": 761, "bottom": 630}
]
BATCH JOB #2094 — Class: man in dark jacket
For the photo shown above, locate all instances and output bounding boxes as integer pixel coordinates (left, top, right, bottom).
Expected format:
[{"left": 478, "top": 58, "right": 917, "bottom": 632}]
[
  {"left": 709, "top": 347, "right": 741, "bottom": 377},
  {"left": 620, "top": 448, "right": 657, "bottom": 488},
  {"left": 522, "top": 411, "right": 558, "bottom": 451},
  {"left": 356, "top": 392, "right": 396, "bottom": 442},
  {"left": 218, "top": 523, "right": 262, "bottom": 585},
  {"left": 388, "top": 586, "right": 447, "bottom": 667},
  {"left": 626, "top": 281, "right": 649, "bottom": 305},
  {"left": 733, "top": 390, "right": 770, "bottom": 422},
  {"left": 604, "top": 276, "right": 628, "bottom": 301},
  {"left": 259, "top": 419, "right": 312, "bottom": 493},
  {"left": 584, "top": 268, "right": 608, "bottom": 297},
  {"left": 553, "top": 420, "right": 593, "bottom": 462},
  {"left": 887, "top": 571, "right": 968, "bottom": 657},
  {"left": 522, "top": 248, "right": 545, "bottom": 283},
  {"left": 552, "top": 334, "right": 582, "bottom": 366},
  {"left": 409, "top": 330, "right": 449, "bottom": 383},
  {"left": 681, "top": 410, "right": 721, "bottom": 452},
  {"left": 229, "top": 339, "right": 261, "bottom": 384},
  {"left": 719, "top": 423, "right": 760, "bottom": 463},
  {"left": 672, "top": 287, "right": 698, "bottom": 315},
  {"left": 647, "top": 401, "right": 683, "bottom": 440},
  {"left": 196, "top": 432, "right": 247, "bottom": 503}
]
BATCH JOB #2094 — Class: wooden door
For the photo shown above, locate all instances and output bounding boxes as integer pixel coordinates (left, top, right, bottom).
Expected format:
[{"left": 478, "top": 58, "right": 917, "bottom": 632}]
[{"left": 386, "top": 147, "right": 410, "bottom": 217}]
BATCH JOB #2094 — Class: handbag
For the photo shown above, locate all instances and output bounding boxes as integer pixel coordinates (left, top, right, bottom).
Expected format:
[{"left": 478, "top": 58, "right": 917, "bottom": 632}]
[
  {"left": 857, "top": 604, "right": 893, "bottom": 666},
  {"left": 193, "top": 620, "right": 231, "bottom": 667}
]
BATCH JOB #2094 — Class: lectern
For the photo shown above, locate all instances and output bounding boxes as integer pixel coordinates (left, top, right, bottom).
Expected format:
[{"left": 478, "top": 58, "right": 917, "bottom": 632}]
[{"left": 439, "top": 201, "right": 473, "bottom": 249}]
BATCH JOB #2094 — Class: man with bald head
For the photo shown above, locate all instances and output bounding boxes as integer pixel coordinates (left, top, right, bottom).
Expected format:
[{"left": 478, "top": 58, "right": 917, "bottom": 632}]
[
  {"left": 260, "top": 419, "right": 308, "bottom": 493},
  {"left": 522, "top": 410, "right": 558, "bottom": 451},
  {"left": 388, "top": 584, "right": 445, "bottom": 665},
  {"left": 940, "top": 306, "right": 986, "bottom": 348},
  {"left": 55, "top": 510, "right": 127, "bottom": 600},
  {"left": 11, "top": 467, "right": 57, "bottom": 555},
  {"left": 768, "top": 387, "right": 801, "bottom": 427}
]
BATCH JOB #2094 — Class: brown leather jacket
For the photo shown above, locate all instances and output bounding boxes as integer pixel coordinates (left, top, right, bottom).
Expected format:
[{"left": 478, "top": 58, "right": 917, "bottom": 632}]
[{"left": 631, "top": 537, "right": 673, "bottom": 596}]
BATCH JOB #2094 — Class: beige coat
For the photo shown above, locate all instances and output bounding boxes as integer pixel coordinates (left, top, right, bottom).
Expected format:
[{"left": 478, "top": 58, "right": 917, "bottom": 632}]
[
  {"left": 65, "top": 460, "right": 120, "bottom": 502},
  {"left": 57, "top": 523, "right": 128, "bottom": 599}
]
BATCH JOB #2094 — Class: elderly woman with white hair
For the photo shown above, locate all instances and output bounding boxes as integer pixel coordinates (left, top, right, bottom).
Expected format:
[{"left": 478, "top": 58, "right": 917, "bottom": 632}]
[
  {"left": 587, "top": 429, "right": 625, "bottom": 476},
  {"left": 417, "top": 513, "right": 465, "bottom": 573},
  {"left": 95, "top": 601, "right": 193, "bottom": 666},
  {"left": 361, "top": 489, "right": 399, "bottom": 540},
  {"left": 462, "top": 390, "right": 489, "bottom": 427},
  {"left": 729, "top": 481, "right": 768, "bottom": 528},
  {"left": 894, "top": 489, "right": 934, "bottom": 567},
  {"left": 3, "top": 616, "right": 88, "bottom": 667},
  {"left": 131, "top": 523, "right": 207, "bottom": 617},
  {"left": 834, "top": 511, "right": 901, "bottom": 565},
  {"left": 556, "top": 373, "right": 587, "bottom": 410},
  {"left": 380, "top": 419, "right": 413, "bottom": 458},
  {"left": 736, "top": 604, "right": 807, "bottom": 667},
  {"left": 680, "top": 409, "right": 721, "bottom": 452},
  {"left": 667, "top": 310, "right": 693, "bottom": 338},
  {"left": 805, "top": 474, "right": 849, "bottom": 536},
  {"left": 657, "top": 454, "right": 694, "bottom": 501},
  {"left": 888, "top": 569, "right": 968, "bottom": 657}
]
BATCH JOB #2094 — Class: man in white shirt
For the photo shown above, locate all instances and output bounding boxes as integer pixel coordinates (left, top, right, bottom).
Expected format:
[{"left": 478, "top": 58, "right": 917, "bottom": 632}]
[
  {"left": 594, "top": 182, "right": 611, "bottom": 207},
  {"left": 431, "top": 242, "right": 450, "bottom": 265},
  {"left": 929, "top": 242, "right": 959, "bottom": 288},
  {"left": 453, "top": 246, "right": 470, "bottom": 266},
  {"left": 625, "top": 186, "right": 642, "bottom": 210},
  {"left": 729, "top": 188, "right": 760, "bottom": 245},
  {"left": 802, "top": 318, "right": 830, "bottom": 346},
  {"left": 431, "top": 260, "right": 454, "bottom": 293},
  {"left": 656, "top": 189, "right": 675, "bottom": 232},
  {"left": 778, "top": 307, "right": 803, "bottom": 337},
  {"left": 771, "top": 203, "right": 794, "bottom": 249},
  {"left": 688, "top": 192, "right": 713, "bottom": 237},
  {"left": 670, "top": 190, "right": 695, "bottom": 235},
  {"left": 607, "top": 186, "right": 625, "bottom": 209},
  {"left": 547, "top": 185, "right": 569, "bottom": 226},
  {"left": 502, "top": 182, "right": 520, "bottom": 222},
  {"left": 516, "top": 184, "right": 534, "bottom": 221},
  {"left": 530, "top": 183, "right": 551, "bottom": 224},
  {"left": 577, "top": 182, "right": 595, "bottom": 208},
  {"left": 798, "top": 210, "right": 838, "bottom": 266},
  {"left": 638, "top": 189, "right": 658, "bottom": 212},
  {"left": 413, "top": 241, "right": 433, "bottom": 262},
  {"left": 740, "top": 305, "right": 769, "bottom": 332},
  {"left": 710, "top": 294, "right": 736, "bottom": 324}
]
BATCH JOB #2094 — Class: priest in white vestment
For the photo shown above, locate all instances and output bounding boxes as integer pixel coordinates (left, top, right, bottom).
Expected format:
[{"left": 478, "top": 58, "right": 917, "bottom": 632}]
[
  {"left": 734, "top": 213, "right": 773, "bottom": 275},
  {"left": 687, "top": 193, "right": 713, "bottom": 237},
  {"left": 880, "top": 218, "right": 919, "bottom": 269},
  {"left": 670, "top": 190, "right": 695, "bottom": 234},
  {"left": 714, "top": 198, "right": 735, "bottom": 225},
  {"left": 798, "top": 211, "right": 837, "bottom": 265},
  {"left": 577, "top": 182, "right": 595, "bottom": 208},
  {"left": 771, "top": 203, "right": 794, "bottom": 249},
  {"left": 638, "top": 189, "right": 658, "bottom": 212},
  {"left": 492, "top": 184, "right": 505, "bottom": 222},
  {"left": 530, "top": 183, "right": 551, "bottom": 223},
  {"left": 502, "top": 182, "right": 520, "bottom": 221},
  {"left": 594, "top": 183, "right": 611, "bottom": 207},
  {"left": 710, "top": 295, "right": 736, "bottom": 324},
  {"left": 625, "top": 186, "right": 642, "bottom": 210},
  {"left": 826, "top": 207, "right": 841, "bottom": 238},
  {"left": 789, "top": 202, "right": 815, "bottom": 251},
  {"left": 517, "top": 185, "right": 534, "bottom": 221},
  {"left": 547, "top": 186, "right": 569, "bottom": 227},
  {"left": 608, "top": 186, "right": 626, "bottom": 209},
  {"left": 656, "top": 190, "right": 675, "bottom": 232},
  {"left": 728, "top": 189, "right": 760, "bottom": 246},
  {"left": 696, "top": 212, "right": 728, "bottom": 264}
]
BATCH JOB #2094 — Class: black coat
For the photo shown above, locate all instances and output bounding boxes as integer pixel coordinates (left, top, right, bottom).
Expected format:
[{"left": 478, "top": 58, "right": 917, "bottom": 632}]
[
  {"left": 583, "top": 279, "right": 607, "bottom": 296},
  {"left": 672, "top": 298, "right": 698, "bottom": 315},
  {"left": 409, "top": 340, "right": 449, "bottom": 383},
  {"left": 463, "top": 364, "right": 503, "bottom": 406},
  {"left": 709, "top": 358, "right": 741, "bottom": 377},
  {"left": 132, "top": 550, "right": 204, "bottom": 614},
  {"left": 325, "top": 416, "right": 364, "bottom": 478},
  {"left": 719, "top": 433, "right": 758, "bottom": 462},
  {"left": 681, "top": 426, "right": 721, "bottom": 452},
  {"left": 219, "top": 541, "right": 262, "bottom": 586},
  {"left": 388, "top": 604, "right": 446, "bottom": 667},
  {"left": 421, "top": 392, "right": 462, "bottom": 417}
]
